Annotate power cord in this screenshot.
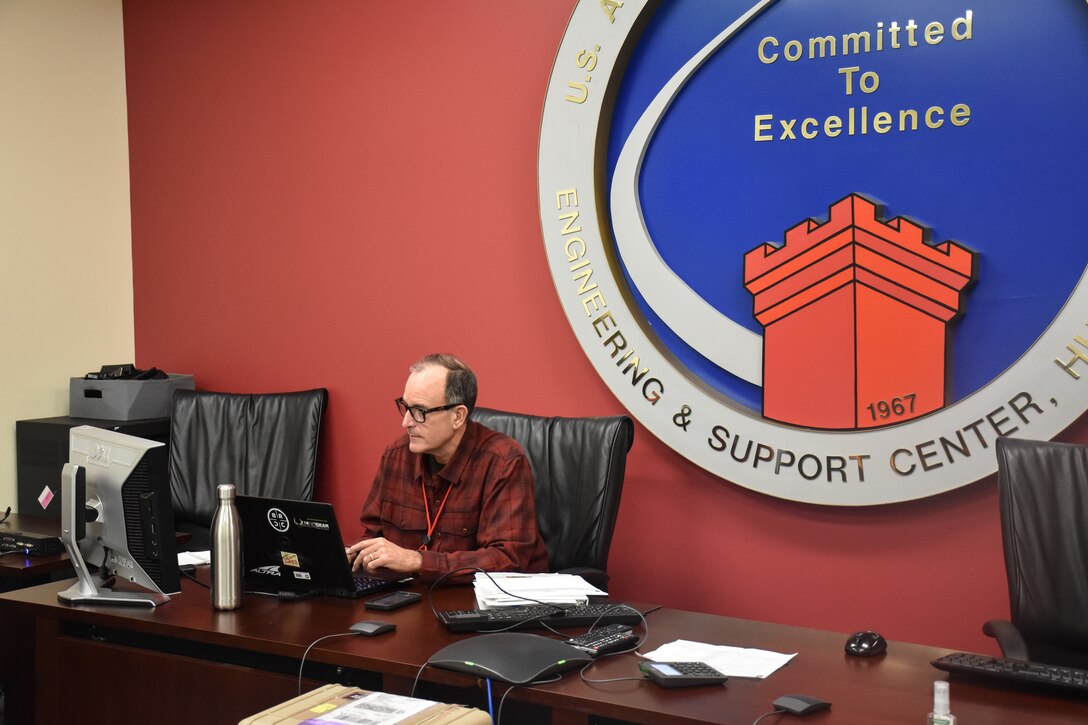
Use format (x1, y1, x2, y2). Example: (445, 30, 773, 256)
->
(409, 660, 429, 698)
(180, 568, 209, 588)
(297, 631, 361, 695)
(0, 505, 11, 523)
(495, 674, 561, 724)
(576, 604, 654, 685)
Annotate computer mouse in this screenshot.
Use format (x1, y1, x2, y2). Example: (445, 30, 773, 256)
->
(350, 620, 396, 636)
(844, 630, 887, 657)
(773, 694, 832, 715)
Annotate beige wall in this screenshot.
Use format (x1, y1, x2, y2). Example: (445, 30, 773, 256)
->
(0, 0, 133, 511)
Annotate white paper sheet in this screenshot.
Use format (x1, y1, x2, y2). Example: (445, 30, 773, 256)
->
(641, 639, 796, 679)
(473, 572, 607, 609)
(307, 691, 437, 725)
(177, 550, 210, 566)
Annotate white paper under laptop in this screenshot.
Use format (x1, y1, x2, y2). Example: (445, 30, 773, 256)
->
(473, 572, 607, 609)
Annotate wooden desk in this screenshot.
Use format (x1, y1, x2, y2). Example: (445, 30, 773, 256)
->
(0, 513, 191, 588)
(0, 514, 72, 586)
(3, 576, 1088, 725)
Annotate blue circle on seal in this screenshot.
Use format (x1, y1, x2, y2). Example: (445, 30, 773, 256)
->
(607, 0, 1088, 413)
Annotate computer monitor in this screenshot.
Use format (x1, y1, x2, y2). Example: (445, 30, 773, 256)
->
(58, 425, 180, 607)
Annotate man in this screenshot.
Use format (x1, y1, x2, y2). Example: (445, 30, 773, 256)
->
(347, 353, 549, 582)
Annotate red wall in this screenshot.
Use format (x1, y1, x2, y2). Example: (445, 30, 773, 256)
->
(123, 2, 1088, 654)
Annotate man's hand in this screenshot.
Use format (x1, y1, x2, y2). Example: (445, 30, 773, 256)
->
(346, 537, 423, 576)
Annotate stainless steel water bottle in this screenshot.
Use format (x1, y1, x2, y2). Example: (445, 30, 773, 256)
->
(211, 483, 242, 610)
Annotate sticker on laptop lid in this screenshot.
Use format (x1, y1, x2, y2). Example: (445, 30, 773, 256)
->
(294, 516, 331, 531)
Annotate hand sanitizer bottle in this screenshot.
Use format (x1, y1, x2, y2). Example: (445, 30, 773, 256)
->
(927, 680, 956, 724)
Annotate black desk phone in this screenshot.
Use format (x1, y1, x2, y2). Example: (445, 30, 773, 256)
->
(639, 661, 728, 688)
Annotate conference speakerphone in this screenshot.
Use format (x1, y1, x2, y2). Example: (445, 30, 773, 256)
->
(0, 532, 64, 556)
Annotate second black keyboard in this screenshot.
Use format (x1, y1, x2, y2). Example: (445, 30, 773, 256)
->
(438, 603, 642, 632)
(565, 623, 639, 656)
(932, 652, 1088, 692)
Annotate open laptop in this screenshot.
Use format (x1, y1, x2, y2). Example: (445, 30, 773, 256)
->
(235, 495, 408, 599)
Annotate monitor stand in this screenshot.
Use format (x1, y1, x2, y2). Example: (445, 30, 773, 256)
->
(57, 463, 169, 608)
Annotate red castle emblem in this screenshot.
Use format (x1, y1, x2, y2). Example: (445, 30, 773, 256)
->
(744, 194, 977, 430)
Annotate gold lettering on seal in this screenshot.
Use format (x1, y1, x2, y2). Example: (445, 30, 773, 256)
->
(553, 188, 664, 405)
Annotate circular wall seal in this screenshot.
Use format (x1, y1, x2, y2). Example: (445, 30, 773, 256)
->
(537, 0, 1088, 505)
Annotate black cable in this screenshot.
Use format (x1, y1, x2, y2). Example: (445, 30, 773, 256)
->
(496, 682, 520, 725)
(576, 605, 654, 685)
(579, 670, 649, 684)
(584, 602, 650, 634)
(245, 589, 316, 600)
(426, 566, 554, 632)
(180, 568, 209, 588)
(297, 632, 359, 696)
(409, 661, 430, 698)
(496, 674, 561, 725)
(0, 506, 11, 524)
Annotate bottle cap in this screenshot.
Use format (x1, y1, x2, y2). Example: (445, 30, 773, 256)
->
(933, 680, 950, 716)
(216, 483, 236, 500)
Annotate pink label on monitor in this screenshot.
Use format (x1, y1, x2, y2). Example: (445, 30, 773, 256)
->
(38, 487, 54, 509)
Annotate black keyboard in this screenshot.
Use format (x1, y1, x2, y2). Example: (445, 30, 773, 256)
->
(932, 652, 1088, 692)
(438, 603, 642, 632)
(565, 623, 639, 656)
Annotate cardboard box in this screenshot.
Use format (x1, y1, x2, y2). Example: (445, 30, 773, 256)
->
(238, 685, 491, 725)
(69, 373, 195, 420)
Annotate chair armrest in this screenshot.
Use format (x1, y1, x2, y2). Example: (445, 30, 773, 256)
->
(558, 567, 609, 593)
(983, 620, 1030, 660)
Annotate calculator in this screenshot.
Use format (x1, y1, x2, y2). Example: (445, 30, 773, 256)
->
(639, 661, 728, 688)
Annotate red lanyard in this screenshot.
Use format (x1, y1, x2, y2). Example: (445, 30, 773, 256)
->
(420, 477, 453, 551)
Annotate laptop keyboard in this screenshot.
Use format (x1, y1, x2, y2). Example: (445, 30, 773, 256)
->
(352, 574, 397, 595)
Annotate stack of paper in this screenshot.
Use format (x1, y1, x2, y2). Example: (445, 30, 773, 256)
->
(641, 639, 797, 679)
(178, 550, 211, 567)
(473, 572, 607, 609)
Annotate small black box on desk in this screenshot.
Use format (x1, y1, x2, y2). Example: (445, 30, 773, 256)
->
(15, 416, 170, 519)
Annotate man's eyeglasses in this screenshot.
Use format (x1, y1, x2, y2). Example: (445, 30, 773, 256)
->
(395, 398, 461, 423)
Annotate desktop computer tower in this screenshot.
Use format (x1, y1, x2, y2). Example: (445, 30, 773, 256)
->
(15, 416, 171, 519)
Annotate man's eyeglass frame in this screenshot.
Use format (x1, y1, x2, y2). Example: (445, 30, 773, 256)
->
(395, 398, 461, 423)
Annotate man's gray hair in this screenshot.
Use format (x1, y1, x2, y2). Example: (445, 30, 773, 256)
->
(410, 353, 477, 414)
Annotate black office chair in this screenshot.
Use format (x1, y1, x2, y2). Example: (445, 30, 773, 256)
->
(470, 407, 634, 591)
(983, 436, 1088, 668)
(169, 388, 328, 551)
